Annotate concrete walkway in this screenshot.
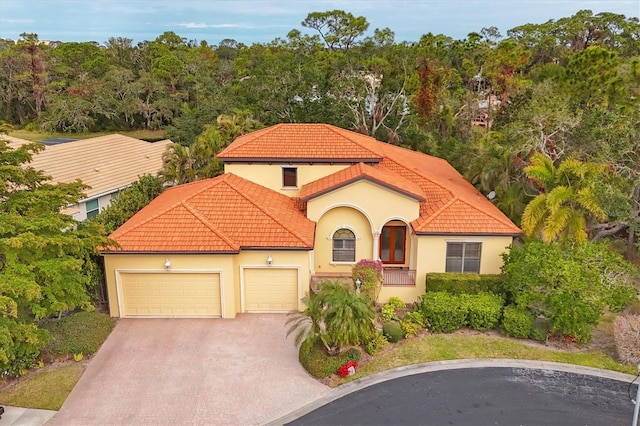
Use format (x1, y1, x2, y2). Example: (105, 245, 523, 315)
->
(0, 406, 56, 425)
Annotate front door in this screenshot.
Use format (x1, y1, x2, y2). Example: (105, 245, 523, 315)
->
(380, 226, 405, 264)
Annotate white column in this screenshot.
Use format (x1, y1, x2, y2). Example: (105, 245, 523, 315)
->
(372, 231, 381, 260)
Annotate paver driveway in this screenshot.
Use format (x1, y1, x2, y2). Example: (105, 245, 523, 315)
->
(47, 314, 328, 425)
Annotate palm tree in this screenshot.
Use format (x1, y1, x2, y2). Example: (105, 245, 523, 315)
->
(161, 143, 194, 184)
(522, 153, 607, 243)
(285, 281, 376, 356)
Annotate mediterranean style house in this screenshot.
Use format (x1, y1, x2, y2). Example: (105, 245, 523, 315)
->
(102, 124, 521, 318)
(4, 134, 170, 221)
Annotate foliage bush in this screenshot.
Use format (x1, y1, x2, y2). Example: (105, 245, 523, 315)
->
(613, 314, 640, 364)
(40, 311, 114, 360)
(364, 332, 389, 356)
(402, 311, 425, 328)
(298, 339, 362, 378)
(0, 320, 49, 377)
(399, 318, 422, 338)
(502, 305, 535, 339)
(352, 259, 383, 302)
(462, 292, 504, 331)
(382, 322, 404, 343)
(420, 292, 467, 333)
(380, 297, 406, 322)
(502, 241, 639, 343)
(426, 273, 505, 296)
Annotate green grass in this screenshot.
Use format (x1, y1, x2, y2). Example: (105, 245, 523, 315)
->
(343, 333, 637, 384)
(9, 129, 167, 143)
(0, 363, 86, 410)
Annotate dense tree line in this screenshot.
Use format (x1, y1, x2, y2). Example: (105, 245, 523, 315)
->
(1, 9, 639, 255)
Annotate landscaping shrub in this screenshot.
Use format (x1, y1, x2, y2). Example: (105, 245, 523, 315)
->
(462, 292, 504, 331)
(399, 318, 422, 338)
(364, 332, 389, 355)
(420, 292, 467, 333)
(0, 320, 49, 376)
(501, 305, 534, 339)
(351, 259, 384, 302)
(402, 311, 425, 327)
(40, 311, 114, 360)
(299, 339, 362, 378)
(613, 314, 640, 364)
(382, 322, 403, 343)
(426, 273, 505, 296)
(380, 304, 396, 322)
(386, 297, 406, 309)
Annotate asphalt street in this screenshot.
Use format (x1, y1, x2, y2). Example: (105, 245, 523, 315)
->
(287, 367, 635, 425)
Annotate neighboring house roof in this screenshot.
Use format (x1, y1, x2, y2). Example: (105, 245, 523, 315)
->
(25, 134, 171, 200)
(108, 173, 316, 253)
(217, 123, 383, 163)
(300, 162, 425, 202)
(1, 135, 35, 150)
(221, 123, 521, 236)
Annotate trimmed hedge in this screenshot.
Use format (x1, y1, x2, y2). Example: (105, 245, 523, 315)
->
(299, 340, 362, 378)
(420, 292, 467, 333)
(40, 311, 115, 360)
(463, 292, 504, 331)
(426, 273, 505, 295)
(382, 322, 404, 342)
(420, 291, 505, 333)
(502, 305, 535, 339)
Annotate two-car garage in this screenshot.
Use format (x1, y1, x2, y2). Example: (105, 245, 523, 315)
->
(115, 267, 300, 318)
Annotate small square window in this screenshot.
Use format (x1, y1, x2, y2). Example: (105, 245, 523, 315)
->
(86, 199, 99, 218)
(282, 167, 297, 188)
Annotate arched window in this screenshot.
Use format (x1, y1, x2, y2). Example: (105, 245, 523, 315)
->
(332, 228, 356, 262)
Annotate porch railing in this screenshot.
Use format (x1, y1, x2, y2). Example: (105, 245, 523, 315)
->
(383, 269, 416, 286)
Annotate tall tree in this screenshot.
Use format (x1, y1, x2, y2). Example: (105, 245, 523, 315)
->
(301, 10, 369, 52)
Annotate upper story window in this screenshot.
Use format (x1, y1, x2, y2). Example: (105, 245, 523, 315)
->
(445, 242, 481, 273)
(332, 228, 355, 262)
(86, 199, 99, 219)
(282, 167, 298, 188)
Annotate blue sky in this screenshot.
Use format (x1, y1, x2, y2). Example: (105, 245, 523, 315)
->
(1, 1, 638, 45)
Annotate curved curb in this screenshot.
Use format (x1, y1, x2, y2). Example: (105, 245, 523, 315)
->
(261, 359, 638, 425)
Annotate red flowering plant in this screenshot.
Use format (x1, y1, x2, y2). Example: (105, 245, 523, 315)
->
(351, 259, 384, 302)
(337, 360, 358, 377)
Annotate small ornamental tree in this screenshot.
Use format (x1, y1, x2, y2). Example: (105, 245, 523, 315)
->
(351, 259, 383, 302)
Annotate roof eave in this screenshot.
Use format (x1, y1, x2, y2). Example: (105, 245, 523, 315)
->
(101, 249, 241, 255)
(413, 231, 522, 237)
(219, 157, 382, 164)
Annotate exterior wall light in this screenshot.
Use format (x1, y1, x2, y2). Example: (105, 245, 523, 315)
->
(355, 279, 361, 294)
(267, 255, 273, 266)
(164, 258, 171, 271)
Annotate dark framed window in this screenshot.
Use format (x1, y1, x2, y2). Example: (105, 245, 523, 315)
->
(282, 167, 297, 188)
(332, 228, 355, 262)
(445, 242, 481, 273)
(86, 199, 99, 218)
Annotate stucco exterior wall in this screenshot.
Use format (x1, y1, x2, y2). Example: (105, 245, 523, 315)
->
(306, 180, 420, 230)
(224, 164, 350, 196)
(313, 206, 372, 274)
(378, 235, 513, 304)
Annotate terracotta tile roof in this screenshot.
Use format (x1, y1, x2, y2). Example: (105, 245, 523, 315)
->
(218, 123, 521, 236)
(24, 134, 171, 200)
(217, 123, 382, 162)
(108, 174, 315, 252)
(300, 162, 425, 202)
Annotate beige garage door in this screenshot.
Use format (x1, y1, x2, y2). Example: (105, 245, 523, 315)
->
(244, 268, 298, 312)
(120, 273, 221, 317)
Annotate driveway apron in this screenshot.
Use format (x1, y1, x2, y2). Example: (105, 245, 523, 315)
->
(47, 314, 328, 425)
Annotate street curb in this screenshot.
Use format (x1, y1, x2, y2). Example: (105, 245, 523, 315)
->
(261, 359, 638, 425)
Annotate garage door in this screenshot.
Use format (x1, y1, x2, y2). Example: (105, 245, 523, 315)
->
(119, 273, 221, 317)
(244, 268, 298, 312)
